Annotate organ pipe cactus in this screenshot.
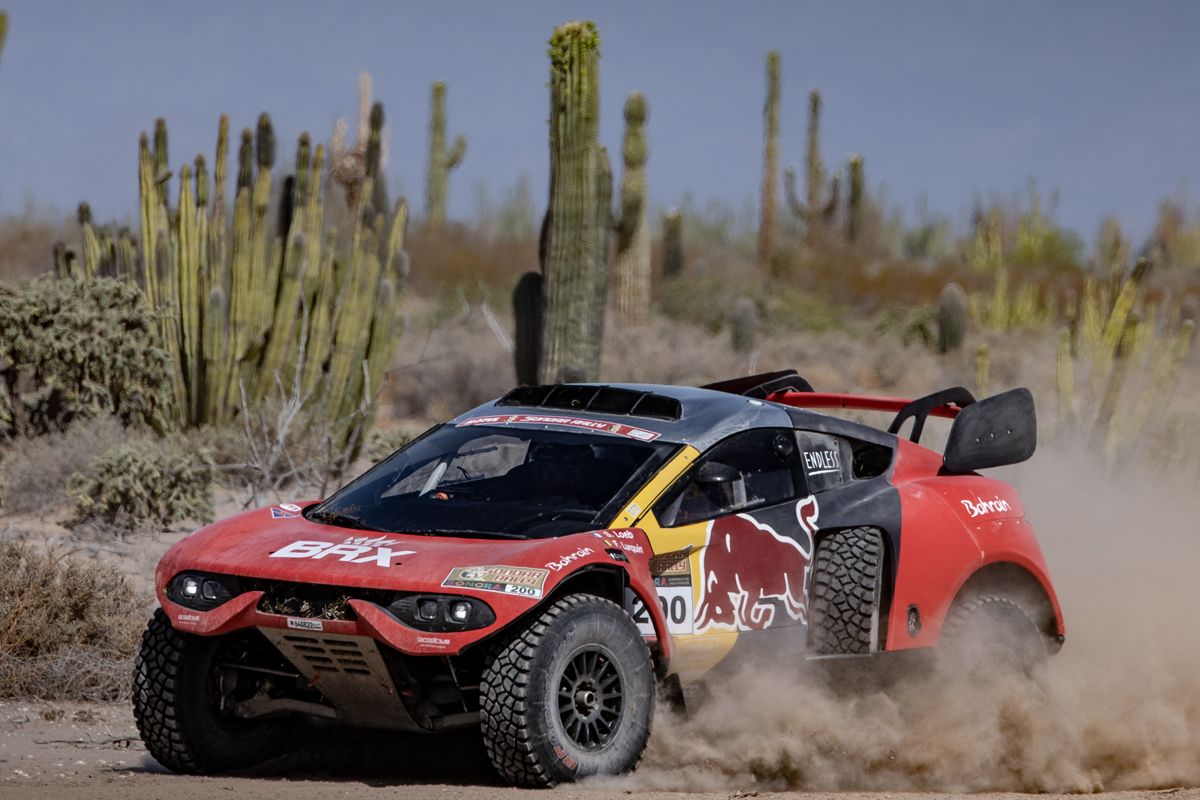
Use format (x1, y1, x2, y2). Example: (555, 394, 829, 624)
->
(0, 11, 7, 68)
(613, 92, 650, 324)
(540, 20, 604, 383)
(757, 51, 779, 269)
(69, 109, 409, 460)
(425, 81, 466, 231)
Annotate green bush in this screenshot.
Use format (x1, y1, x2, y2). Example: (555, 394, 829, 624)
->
(0, 277, 171, 438)
(66, 438, 214, 531)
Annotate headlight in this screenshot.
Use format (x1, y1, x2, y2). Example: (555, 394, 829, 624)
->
(168, 572, 237, 611)
(389, 594, 496, 633)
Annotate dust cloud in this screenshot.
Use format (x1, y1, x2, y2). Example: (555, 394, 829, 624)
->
(617, 447, 1200, 793)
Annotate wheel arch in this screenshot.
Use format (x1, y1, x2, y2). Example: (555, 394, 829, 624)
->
(949, 561, 1063, 650)
(541, 564, 673, 671)
(811, 524, 894, 649)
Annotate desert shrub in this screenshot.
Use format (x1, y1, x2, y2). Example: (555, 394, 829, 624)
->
(0, 277, 170, 438)
(0, 415, 126, 515)
(66, 438, 214, 532)
(0, 541, 145, 701)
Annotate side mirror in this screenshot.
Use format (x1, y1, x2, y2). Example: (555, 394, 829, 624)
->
(695, 461, 741, 484)
(944, 388, 1036, 472)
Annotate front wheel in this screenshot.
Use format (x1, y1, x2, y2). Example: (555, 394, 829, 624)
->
(132, 609, 289, 773)
(480, 594, 654, 787)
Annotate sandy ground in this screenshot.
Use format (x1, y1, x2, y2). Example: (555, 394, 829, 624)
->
(2, 701, 1198, 800)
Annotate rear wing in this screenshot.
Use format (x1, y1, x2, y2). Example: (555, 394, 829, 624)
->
(703, 371, 1036, 470)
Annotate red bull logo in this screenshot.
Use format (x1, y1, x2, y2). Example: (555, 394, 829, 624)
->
(695, 496, 818, 632)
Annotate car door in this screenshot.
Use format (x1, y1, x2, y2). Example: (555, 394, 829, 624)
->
(623, 428, 815, 680)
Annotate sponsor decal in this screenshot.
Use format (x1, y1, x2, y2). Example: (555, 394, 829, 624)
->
(271, 507, 300, 519)
(457, 413, 661, 442)
(649, 548, 693, 588)
(280, 502, 302, 513)
(802, 449, 841, 476)
(961, 496, 1013, 518)
(416, 635, 451, 649)
(546, 547, 594, 571)
(286, 617, 323, 632)
(591, 532, 644, 555)
(694, 496, 817, 633)
(626, 548, 696, 636)
(270, 536, 415, 567)
(552, 744, 579, 771)
(442, 565, 549, 599)
(176, 613, 200, 623)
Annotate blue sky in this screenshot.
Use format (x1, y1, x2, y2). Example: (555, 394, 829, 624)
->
(0, 1, 1197, 244)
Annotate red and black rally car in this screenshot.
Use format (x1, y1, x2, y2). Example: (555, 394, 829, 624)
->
(133, 370, 1063, 786)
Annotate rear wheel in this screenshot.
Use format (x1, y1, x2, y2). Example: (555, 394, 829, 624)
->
(480, 594, 654, 787)
(132, 609, 290, 773)
(940, 594, 1047, 676)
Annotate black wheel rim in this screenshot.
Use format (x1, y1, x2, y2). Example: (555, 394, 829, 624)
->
(556, 646, 623, 750)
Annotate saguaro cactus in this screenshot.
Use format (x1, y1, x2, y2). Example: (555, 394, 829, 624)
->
(512, 272, 544, 385)
(662, 209, 684, 277)
(757, 51, 780, 270)
(805, 89, 825, 245)
(730, 297, 758, 354)
(936, 282, 967, 353)
(847, 154, 864, 243)
(425, 81, 467, 231)
(0, 11, 8, 68)
(613, 92, 650, 324)
(540, 20, 603, 384)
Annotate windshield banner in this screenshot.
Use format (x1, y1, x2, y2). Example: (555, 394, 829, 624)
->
(457, 413, 661, 442)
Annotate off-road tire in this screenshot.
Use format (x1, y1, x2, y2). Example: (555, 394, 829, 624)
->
(479, 594, 654, 787)
(808, 527, 883, 655)
(132, 609, 288, 773)
(940, 594, 1047, 675)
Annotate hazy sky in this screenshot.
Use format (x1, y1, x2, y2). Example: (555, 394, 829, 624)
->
(1, 1, 1197, 244)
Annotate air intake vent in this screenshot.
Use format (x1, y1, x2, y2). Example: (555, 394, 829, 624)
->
(497, 384, 682, 421)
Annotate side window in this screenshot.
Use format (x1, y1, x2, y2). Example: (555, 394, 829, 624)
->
(655, 429, 803, 528)
(795, 431, 847, 493)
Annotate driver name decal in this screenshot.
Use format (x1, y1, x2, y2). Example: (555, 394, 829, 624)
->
(457, 414, 660, 441)
(270, 536, 415, 567)
(442, 566, 550, 599)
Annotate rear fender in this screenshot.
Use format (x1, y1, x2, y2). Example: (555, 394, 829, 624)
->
(887, 475, 1060, 650)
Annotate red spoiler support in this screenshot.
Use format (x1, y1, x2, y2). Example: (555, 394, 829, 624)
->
(766, 388, 974, 444)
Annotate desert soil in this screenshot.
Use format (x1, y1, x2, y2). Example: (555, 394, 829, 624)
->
(0, 700, 1194, 800)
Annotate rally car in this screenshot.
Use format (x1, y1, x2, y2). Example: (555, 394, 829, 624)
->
(133, 370, 1064, 786)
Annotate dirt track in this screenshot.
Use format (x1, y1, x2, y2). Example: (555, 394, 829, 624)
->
(0, 701, 1195, 800)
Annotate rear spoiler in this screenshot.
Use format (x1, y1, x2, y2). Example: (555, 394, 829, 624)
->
(704, 372, 1035, 470)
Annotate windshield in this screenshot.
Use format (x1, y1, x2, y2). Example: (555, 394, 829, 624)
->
(309, 424, 678, 538)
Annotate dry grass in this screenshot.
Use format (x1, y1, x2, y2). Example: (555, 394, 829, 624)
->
(0, 540, 145, 701)
(0, 415, 127, 516)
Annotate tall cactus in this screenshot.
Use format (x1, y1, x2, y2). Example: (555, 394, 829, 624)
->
(0, 11, 8, 69)
(424, 81, 467, 231)
(804, 89, 825, 245)
(613, 92, 650, 324)
(936, 282, 967, 353)
(757, 51, 780, 270)
(365, 102, 389, 218)
(662, 209, 684, 277)
(847, 154, 864, 243)
(540, 20, 603, 384)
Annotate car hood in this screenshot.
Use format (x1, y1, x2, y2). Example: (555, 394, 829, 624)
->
(156, 502, 608, 595)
